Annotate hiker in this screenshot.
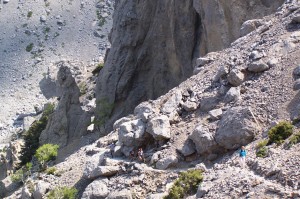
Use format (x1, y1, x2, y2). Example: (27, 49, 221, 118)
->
(137, 148, 145, 163)
(109, 142, 115, 158)
(239, 146, 247, 168)
(129, 150, 135, 161)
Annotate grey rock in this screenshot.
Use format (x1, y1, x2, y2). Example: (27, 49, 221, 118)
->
(293, 66, 300, 76)
(22, 186, 31, 199)
(161, 90, 182, 114)
(146, 193, 168, 199)
(97, 166, 120, 177)
(213, 65, 228, 82)
(196, 182, 213, 198)
(227, 70, 245, 86)
(156, 155, 178, 170)
(118, 119, 146, 147)
(134, 101, 155, 122)
(40, 15, 47, 22)
(293, 79, 300, 91)
(240, 19, 263, 36)
(208, 108, 223, 121)
(215, 107, 258, 150)
(200, 96, 219, 112)
(248, 60, 269, 72)
(33, 181, 51, 199)
(178, 139, 196, 156)
(195, 163, 207, 172)
(292, 15, 300, 23)
(3, 0, 9, 3)
(267, 58, 278, 68)
(113, 116, 134, 130)
(181, 100, 198, 111)
(189, 125, 218, 154)
(196, 57, 213, 67)
(83, 150, 107, 179)
(106, 189, 133, 199)
(224, 87, 240, 103)
(82, 179, 108, 199)
(249, 50, 264, 60)
(150, 151, 162, 165)
(146, 115, 171, 140)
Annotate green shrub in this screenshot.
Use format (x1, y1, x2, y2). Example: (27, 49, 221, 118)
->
(11, 169, 24, 183)
(47, 187, 78, 199)
(288, 132, 300, 148)
(79, 82, 87, 95)
(35, 144, 59, 169)
(27, 11, 33, 18)
(94, 98, 114, 127)
(92, 62, 104, 75)
(164, 170, 203, 199)
(20, 103, 55, 167)
(268, 121, 293, 145)
(256, 146, 268, 158)
(26, 43, 34, 52)
(256, 139, 268, 149)
(46, 167, 56, 175)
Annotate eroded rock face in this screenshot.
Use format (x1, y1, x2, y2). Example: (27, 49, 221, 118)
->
(95, 0, 284, 133)
(39, 65, 90, 146)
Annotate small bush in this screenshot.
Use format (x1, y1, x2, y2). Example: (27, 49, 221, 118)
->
(20, 103, 54, 167)
(94, 98, 114, 127)
(79, 82, 87, 95)
(256, 146, 268, 158)
(46, 167, 56, 175)
(26, 43, 34, 52)
(92, 62, 104, 75)
(35, 144, 59, 169)
(268, 121, 293, 145)
(256, 139, 268, 149)
(164, 170, 203, 199)
(47, 187, 78, 199)
(27, 11, 33, 18)
(11, 169, 24, 183)
(288, 132, 300, 148)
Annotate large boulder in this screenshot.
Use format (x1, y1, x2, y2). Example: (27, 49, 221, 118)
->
(189, 125, 218, 154)
(240, 19, 263, 36)
(118, 119, 147, 147)
(156, 155, 178, 170)
(106, 189, 133, 199)
(224, 87, 240, 103)
(33, 181, 51, 199)
(161, 90, 182, 114)
(215, 107, 258, 150)
(227, 69, 245, 87)
(146, 115, 171, 140)
(178, 139, 196, 157)
(82, 179, 109, 199)
(83, 150, 108, 179)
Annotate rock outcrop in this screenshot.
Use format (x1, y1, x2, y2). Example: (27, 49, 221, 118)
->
(95, 0, 284, 133)
(39, 63, 91, 146)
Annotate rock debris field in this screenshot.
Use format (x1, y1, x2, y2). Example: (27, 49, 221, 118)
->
(0, 0, 114, 146)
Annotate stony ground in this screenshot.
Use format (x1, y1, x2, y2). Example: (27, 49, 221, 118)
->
(0, 0, 114, 147)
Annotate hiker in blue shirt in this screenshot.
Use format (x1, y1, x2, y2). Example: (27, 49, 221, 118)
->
(239, 146, 247, 168)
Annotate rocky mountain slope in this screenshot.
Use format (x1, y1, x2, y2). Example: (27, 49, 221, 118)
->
(2, 0, 300, 198)
(0, 0, 114, 147)
(95, 0, 284, 133)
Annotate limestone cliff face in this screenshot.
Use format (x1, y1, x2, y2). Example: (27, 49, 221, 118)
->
(95, 0, 284, 133)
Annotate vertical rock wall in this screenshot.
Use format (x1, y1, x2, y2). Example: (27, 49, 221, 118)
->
(95, 0, 284, 133)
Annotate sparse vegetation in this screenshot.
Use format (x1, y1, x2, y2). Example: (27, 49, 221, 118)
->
(27, 11, 33, 18)
(92, 62, 104, 75)
(19, 103, 55, 167)
(94, 98, 114, 127)
(10, 169, 24, 183)
(46, 167, 57, 175)
(256, 139, 268, 149)
(79, 82, 87, 95)
(268, 121, 293, 145)
(164, 170, 203, 199)
(96, 10, 106, 27)
(256, 146, 268, 158)
(35, 144, 59, 170)
(26, 43, 34, 52)
(47, 186, 78, 199)
(287, 132, 300, 148)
